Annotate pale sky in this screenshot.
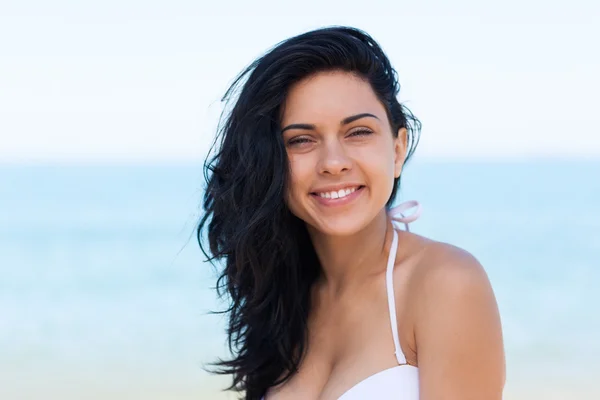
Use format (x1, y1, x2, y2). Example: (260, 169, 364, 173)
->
(1, 0, 598, 163)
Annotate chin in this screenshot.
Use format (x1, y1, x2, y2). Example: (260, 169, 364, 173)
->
(307, 215, 370, 237)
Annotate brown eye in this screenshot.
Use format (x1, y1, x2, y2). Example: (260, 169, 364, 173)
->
(287, 137, 313, 146)
(349, 129, 373, 137)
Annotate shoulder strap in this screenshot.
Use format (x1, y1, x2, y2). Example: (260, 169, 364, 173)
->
(388, 200, 421, 232)
(385, 200, 421, 365)
(386, 228, 406, 365)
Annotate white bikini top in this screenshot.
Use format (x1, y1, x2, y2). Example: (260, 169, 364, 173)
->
(264, 200, 422, 400)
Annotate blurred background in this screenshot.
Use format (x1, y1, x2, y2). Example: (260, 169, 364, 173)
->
(1, 1, 599, 399)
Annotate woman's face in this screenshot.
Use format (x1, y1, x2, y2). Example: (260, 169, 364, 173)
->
(281, 71, 406, 236)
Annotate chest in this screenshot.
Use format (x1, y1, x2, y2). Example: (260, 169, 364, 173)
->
(265, 293, 411, 400)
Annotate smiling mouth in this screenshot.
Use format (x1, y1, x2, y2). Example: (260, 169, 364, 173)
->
(311, 185, 365, 200)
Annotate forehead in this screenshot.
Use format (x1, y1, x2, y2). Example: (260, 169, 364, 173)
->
(281, 71, 385, 124)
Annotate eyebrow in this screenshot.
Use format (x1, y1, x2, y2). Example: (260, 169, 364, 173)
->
(281, 113, 379, 133)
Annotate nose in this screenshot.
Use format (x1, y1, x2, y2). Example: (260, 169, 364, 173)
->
(317, 139, 352, 175)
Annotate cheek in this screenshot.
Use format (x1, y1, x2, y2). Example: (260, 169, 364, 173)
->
(358, 147, 397, 199)
(284, 157, 310, 209)
(360, 146, 396, 178)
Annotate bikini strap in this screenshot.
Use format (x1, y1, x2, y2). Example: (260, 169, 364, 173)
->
(388, 200, 421, 232)
(386, 200, 421, 365)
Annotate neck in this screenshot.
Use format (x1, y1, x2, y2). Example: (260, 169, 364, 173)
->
(307, 209, 395, 295)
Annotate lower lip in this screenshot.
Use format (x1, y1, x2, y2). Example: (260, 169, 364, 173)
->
(311, 186, 364, 207)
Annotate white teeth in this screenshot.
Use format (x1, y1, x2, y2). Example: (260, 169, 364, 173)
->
(317, 187, 358, 199)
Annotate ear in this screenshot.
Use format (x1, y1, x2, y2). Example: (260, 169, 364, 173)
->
(394, 128, 408, 178)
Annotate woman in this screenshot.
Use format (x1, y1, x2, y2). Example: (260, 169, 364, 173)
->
(198, 26, 505, 400)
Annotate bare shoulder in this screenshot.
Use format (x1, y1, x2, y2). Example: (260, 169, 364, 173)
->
(396, 232, 489, 293)
(402, 235, 506, 399)
(405, 236, 500, 331)
(409, 238, 491, 294)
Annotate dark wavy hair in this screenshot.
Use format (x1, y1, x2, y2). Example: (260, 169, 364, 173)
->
(197, 26, 421, 399)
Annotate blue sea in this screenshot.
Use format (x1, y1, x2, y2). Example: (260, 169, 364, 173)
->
(1, 161, 598, 400)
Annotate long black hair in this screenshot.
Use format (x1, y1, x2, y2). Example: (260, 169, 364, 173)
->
(197, 26, 421, 399)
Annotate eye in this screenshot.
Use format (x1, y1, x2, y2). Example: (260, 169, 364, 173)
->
(348, 128, 373, 137)
(287, 136, 313, 146)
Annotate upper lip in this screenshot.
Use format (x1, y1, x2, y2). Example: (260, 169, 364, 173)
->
(310, 183, 364, 194)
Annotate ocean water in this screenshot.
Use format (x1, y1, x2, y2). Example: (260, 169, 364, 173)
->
(1, 161, 598, 400)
